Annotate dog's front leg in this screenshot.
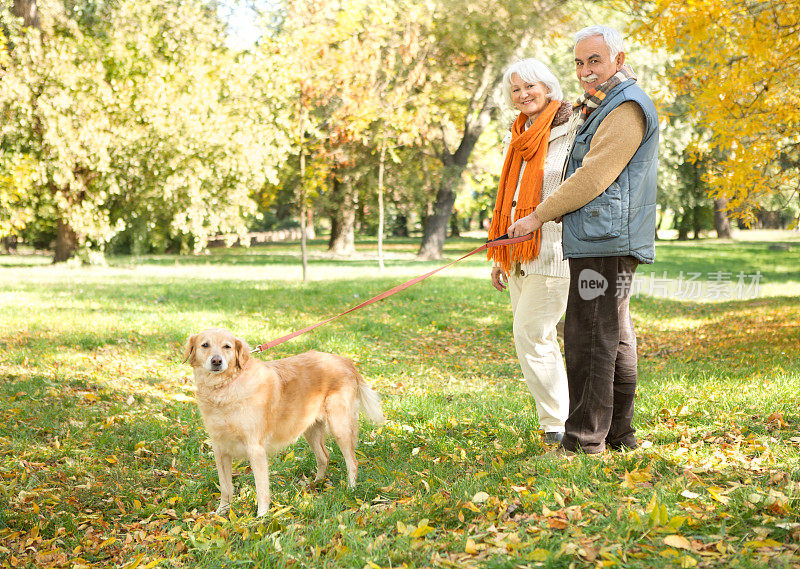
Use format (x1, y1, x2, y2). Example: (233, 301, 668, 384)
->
(213, 444, 233, 516)
(247, 445, 270, 517)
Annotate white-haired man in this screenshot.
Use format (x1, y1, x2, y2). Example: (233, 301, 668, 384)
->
(508, 25, 659, 456)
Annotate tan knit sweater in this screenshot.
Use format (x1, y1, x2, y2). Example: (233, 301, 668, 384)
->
(534, 102, 647, 224)
(498, 115, 578, 279)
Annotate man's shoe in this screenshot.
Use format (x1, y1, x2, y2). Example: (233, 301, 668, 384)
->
(539, 445, 606, 461)
(539, 445, 576, 460)
(543, 431, 564, 445)
(608, 439, 651, 452)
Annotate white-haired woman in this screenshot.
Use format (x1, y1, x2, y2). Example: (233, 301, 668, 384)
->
(487, 58, 576, 445)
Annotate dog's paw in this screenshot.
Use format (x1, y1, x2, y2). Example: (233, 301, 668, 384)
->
(256, 507, 270, 517)
(215, 502, 231, 517)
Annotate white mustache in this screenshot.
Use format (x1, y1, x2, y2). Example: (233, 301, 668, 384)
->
(583, 74, 599, 83)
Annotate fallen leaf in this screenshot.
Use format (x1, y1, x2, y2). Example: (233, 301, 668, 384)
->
(664, 535, 692, 550)
(471, 492, 490, 504)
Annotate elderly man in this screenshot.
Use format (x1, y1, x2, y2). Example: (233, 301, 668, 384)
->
(508, 25, 659, 456)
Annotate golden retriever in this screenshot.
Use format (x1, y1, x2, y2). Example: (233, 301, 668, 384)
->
(184, 328, 385, 517)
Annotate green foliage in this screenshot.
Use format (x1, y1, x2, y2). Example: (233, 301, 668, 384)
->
(0, 0, 291, 259)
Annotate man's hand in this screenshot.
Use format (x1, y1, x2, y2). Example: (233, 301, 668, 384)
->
(507, 211, 543, 238)
(490, 267, 508, 292)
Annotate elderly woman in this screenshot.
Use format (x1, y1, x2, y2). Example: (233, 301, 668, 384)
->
(487, 58, 576, 445)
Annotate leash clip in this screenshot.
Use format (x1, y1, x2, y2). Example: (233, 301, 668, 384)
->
(486, 233, 509, 244)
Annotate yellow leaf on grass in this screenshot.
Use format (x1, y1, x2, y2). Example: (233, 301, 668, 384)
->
(410, 519, 433, 538)
(124, 553, 145, 569)
(106, 455, 118, 465)
(663, 535, 691, 550)
(707, 487, 730, 505)
(471, 491, 490, 504)
(744, 539, 781, 548)
(465, 538, 478, 554)
(528, 548, 549, 561)
(668, 516, 688, 530)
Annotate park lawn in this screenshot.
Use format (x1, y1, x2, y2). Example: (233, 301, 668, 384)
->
(0, 235, 799, 568)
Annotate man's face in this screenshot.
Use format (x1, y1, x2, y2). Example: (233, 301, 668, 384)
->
(574, 35, 624, 92)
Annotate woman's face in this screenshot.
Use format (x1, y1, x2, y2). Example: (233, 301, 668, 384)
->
(509, 74, 550, 119)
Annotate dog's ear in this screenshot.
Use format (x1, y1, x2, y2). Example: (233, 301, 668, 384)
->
(183, 334, 198, 366)
(234, 337, 250, 370)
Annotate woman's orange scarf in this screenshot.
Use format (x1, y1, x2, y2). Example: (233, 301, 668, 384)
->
(487, 99, 561, 272)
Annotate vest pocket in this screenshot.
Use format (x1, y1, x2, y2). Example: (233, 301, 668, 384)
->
(571, 133, 592, 162)
(577, 182, 622, 241)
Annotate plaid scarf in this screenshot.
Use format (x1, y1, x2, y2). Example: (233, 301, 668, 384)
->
(573, 65, 637, 128)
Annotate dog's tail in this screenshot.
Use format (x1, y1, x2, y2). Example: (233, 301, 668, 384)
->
(358, 383, 386, 425)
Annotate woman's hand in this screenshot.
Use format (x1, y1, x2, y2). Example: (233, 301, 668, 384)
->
(507, 211, 543, 238)
(491, 267, 508, 292)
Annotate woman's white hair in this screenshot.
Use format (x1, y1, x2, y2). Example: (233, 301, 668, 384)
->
(573, 25, 625, 60)
(500, 58, 563, 111)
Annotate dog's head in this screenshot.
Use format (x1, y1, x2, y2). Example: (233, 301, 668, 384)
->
(183, 328, 250, 375)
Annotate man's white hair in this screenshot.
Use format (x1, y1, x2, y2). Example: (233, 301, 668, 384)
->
(500, 58, 563, 111)
(574, 25, 625, 60)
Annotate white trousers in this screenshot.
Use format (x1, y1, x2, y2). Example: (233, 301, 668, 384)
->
(508, 271, 570, 432)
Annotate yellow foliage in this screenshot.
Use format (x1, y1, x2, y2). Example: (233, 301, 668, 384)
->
(631, 0, 800, 219)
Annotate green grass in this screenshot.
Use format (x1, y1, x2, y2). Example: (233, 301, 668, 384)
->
(0, 233, 799, 568)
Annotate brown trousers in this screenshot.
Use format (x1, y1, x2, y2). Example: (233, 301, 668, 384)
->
(561, 256, 639, 454)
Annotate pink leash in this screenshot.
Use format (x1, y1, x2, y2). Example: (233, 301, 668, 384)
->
(251, 233, 533, 353)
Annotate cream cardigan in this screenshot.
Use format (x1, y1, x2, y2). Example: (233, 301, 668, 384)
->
(496, 113, 578, 279)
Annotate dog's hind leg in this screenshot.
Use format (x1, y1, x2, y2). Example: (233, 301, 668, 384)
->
(327, 400, 359, 488)
(246, 445, 271, 517)
(303, 421, 329, 483)
(212, 444, 233, 516)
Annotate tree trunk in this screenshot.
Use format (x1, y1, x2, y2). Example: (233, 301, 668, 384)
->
(416, 64, 499, 260)
(304, 209, 315, 238)
(449, 210, 461, 237)
(692, 204, 702, 239)
(54, 220, 78, 263)
(13, 0, 40, 28)
(377, 139, 386, 271)
(327, 175, 357, 255)
(392, 212, 409, 237)
(299, 106, 309, 281)
(417, 163, 461, 259)
(2, 236, 19, 253)
(677, 209, 690, 241)
(713, 197, 732, 238)
(655, 207, 664, 241)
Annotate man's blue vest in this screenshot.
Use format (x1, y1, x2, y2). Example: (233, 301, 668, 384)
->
(562, 79, 659, 263)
